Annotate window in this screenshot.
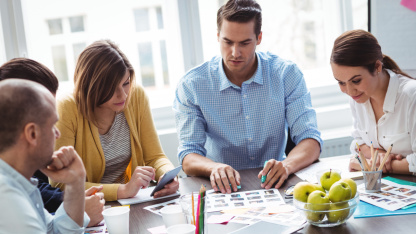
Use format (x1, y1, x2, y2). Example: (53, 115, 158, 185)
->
(19, 0, 183, 105)
(198, 0, 368, 88)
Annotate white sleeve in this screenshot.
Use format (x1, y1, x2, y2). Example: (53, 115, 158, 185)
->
(47, 203, 90, 234)
(405, 90, 416, 174)
(349, 99, 364, 154)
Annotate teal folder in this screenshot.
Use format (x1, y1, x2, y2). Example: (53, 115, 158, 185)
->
(354, 176, 416, 218)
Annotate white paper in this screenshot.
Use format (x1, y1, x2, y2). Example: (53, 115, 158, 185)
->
(358, 179, 416, 211)
(228, 206, 305, 227)
(295, 157, 363, 184)
(143, 198, 180, 216)
(205, 189, 285, 212)
(117, 186, 180, 205)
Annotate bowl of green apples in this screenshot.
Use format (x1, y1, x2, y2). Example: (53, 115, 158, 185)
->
(293, 170, 359, 227)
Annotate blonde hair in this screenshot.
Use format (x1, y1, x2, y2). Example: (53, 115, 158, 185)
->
(74, 40, 135, 124)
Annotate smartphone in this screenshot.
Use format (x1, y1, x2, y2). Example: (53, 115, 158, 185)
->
(150, 166, 182, 197)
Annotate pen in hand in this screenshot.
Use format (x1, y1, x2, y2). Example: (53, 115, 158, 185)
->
(261, 160, 268, 183)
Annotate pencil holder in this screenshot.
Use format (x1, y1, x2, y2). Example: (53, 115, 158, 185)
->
(363, 170, 382, 192)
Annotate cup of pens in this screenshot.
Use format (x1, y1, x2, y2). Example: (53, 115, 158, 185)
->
(178, 185, 207, 234)
(179, 193, 199, 225)
(363, 170, 382, 192)
(356, 143, 393, 193)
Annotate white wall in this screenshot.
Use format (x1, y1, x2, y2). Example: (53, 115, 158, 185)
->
(371, 0, 416, 70)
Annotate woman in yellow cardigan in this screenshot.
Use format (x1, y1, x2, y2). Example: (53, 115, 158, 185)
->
(51, 40, 179, 201)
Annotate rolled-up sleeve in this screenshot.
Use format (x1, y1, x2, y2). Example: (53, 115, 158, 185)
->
(173, 78, 208, 164)
(284, 64, 323, 149)
(46, 204, 90, 234)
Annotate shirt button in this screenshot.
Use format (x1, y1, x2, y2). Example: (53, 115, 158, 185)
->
(36, 203, 40, 208)
(248, 138, 252, 141)
(246, 116, 249, 119)
(243, 95, 247, 98)
(250, 157, 255, 160)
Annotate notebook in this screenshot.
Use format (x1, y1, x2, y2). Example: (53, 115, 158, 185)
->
(118, 186, 180, 205)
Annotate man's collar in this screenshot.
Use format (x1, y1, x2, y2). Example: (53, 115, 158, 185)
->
(219, 52, 263, 91)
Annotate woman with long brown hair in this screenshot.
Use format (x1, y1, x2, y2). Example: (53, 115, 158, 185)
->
(331, 29, 416, 175)
(51, 40, 179, 201)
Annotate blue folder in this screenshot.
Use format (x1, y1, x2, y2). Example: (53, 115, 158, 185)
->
(354, 176, 416, 218)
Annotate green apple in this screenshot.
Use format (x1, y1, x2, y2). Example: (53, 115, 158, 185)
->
(327, 202, 350, 223)
(313, 184, 325, 193)
(320, 169, 341, 191)
(293, 182, 319, 202)
(340, 178, 357, 198)
(328, 181, 352, 202)
(305, 190, 330, 222)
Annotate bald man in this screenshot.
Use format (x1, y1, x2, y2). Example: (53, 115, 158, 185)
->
(0, 79, 89, 233)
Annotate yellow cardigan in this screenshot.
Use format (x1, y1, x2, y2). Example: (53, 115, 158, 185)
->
(51, 85, 174, 201)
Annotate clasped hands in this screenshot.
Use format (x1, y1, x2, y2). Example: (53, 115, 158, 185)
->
(210, 159, 289, 194)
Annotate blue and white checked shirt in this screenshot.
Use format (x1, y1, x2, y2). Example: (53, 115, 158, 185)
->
(173, 52, 322, 170)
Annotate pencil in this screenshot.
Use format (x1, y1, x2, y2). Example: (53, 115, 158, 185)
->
(358, 148, 370, 171)
(355, 155, 364, 171)
(192, 192, 195, 225)
(378, 144, 393, 171)
(370, 142, 375, 170)
(371, 148, 379, 171)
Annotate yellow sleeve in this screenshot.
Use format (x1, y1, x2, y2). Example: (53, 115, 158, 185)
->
(50, 96, 78, 189)
(137, 87, 174, 180)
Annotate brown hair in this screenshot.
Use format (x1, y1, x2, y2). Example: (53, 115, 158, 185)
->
(217, 0, 262, 39)
(73, 40, 135, 123)
(331, 29, 412, 78)
(0, 58, 59, 94)
(0, 80, 51, 153)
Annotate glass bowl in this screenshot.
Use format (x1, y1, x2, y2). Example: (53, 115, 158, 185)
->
(293, 194, 359, 227)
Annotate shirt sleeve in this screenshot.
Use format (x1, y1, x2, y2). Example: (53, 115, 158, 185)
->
(46, 203, 90, 234)
(283, 63, 323, 150)
(173, 78, 208, 164)
(406, 90, 416, 173)
(349, 99, 364, 154)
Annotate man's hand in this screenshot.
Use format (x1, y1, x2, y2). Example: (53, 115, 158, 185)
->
(85, 186, 105, 227)
(41, 146, 86, 185)
(209, 163, 240, 194)
(40, 146, 86, 226)
(118, 166, 155, 199)
(153, 176, 180, 198)
(257, 159, 289, 189)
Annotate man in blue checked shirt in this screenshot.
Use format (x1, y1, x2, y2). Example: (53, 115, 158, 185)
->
(173, 0, 323, 194)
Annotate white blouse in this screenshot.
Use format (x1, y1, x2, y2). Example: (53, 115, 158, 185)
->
(349, 70, 416, 173)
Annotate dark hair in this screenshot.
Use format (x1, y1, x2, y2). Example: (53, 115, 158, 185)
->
(73, 40, 135, 124)
(331, 29, 412, 78)
(0, 58, 59, 94)
(217, 0, 262, 38)
(0, 80, 51, 153)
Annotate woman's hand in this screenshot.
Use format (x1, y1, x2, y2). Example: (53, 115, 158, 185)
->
(118, 166, 155, 199)
(153, 175, 180, 198)
(374, 153, 403, 173)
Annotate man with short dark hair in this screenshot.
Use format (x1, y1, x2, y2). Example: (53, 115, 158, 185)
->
(0, 79, 89, 233)
(174, 0, 322, 193)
